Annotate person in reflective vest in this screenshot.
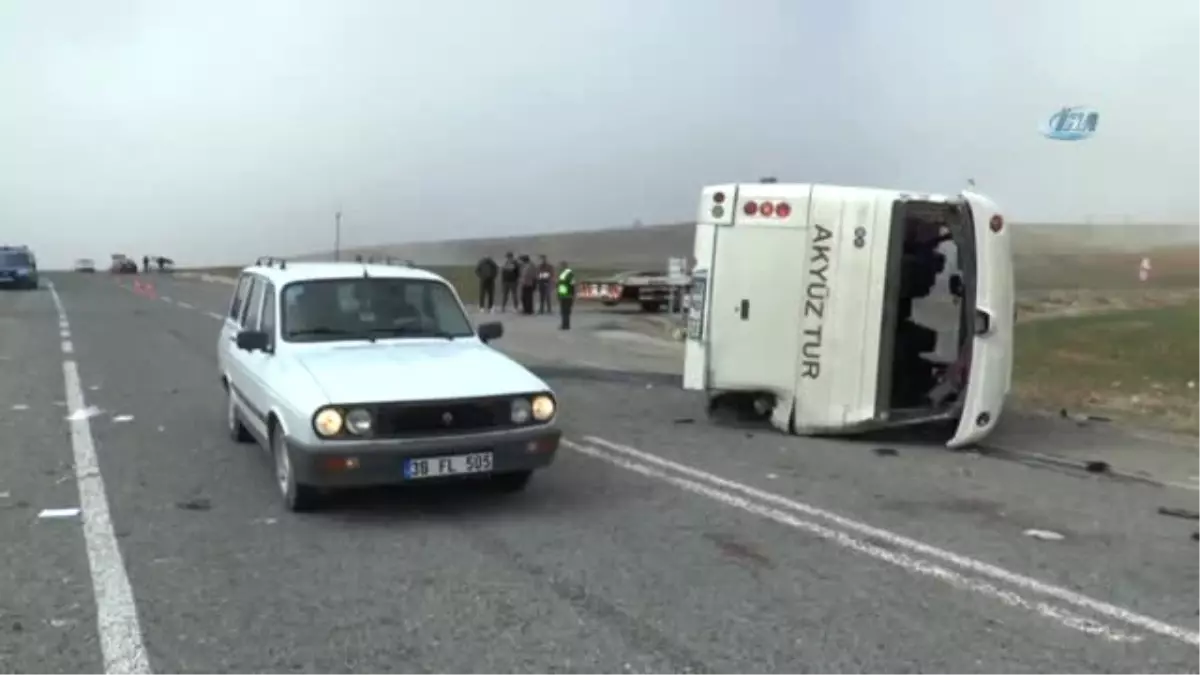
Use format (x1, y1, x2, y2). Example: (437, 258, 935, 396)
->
(556, 262, 576, 330)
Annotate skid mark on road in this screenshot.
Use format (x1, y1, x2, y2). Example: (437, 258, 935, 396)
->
(48, 282, 152, 674)
(565, 436, 1200, 647)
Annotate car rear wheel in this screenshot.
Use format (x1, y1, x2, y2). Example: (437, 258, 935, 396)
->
(225, 385, 254, 443)
(272, 428, 319, 512)
(490, 470, 533, 493)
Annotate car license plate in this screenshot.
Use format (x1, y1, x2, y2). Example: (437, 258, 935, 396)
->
(404, 452, 494, 480)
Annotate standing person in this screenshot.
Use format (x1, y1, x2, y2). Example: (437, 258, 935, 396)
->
(142, 255, 150, 273)
(536, 255, 554, 314)
(519, 255, 537, 315)
(499, 252, 520, 312)
(475, 255, 498, 312)
(556, 260, 576, 330)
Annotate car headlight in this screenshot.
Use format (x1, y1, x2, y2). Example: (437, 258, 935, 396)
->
(345, 408, 373, 435)
(313, 407, 344, 437)
(510, 398, 532, 424)
(531, 394, 555, 422)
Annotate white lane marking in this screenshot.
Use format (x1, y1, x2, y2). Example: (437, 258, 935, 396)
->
(159, 296, 172, 303)
(579, 435, 1200, 647)
(564, 439, 1140, 643)
(47, 282, 152, 674)
(205, 311, 223, 321)
(60, 329, 71, 339)
(176, 301, 193, 309)
(62, 340, 74, 354)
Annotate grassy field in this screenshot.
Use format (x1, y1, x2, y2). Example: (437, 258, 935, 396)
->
(1013, 303, 1199, 434)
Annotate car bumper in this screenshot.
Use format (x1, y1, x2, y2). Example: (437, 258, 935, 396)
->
(0, 276, 36, 289)
(286, 425, 562, 488)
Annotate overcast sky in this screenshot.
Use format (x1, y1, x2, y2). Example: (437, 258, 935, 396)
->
(2, 0, 1197, 267)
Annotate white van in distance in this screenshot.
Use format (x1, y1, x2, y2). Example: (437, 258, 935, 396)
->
(683, 182, 1015, 449)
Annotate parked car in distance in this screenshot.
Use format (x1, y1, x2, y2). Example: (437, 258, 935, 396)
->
(74, 258, 97, 273)
(0, 245, 39, 290)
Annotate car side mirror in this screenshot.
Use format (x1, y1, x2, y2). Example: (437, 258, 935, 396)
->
(236, 330, 271, 352)
(477, 322, 503, 343)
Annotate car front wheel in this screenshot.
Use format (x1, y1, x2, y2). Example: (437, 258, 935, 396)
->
(272, 428, 319, 512)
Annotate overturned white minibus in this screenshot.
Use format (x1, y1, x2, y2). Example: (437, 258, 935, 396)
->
(683, 183, 1015, 449)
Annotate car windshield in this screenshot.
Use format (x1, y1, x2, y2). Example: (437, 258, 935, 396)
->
(280, 277, 475, 343)
(0, 252, 32, 267)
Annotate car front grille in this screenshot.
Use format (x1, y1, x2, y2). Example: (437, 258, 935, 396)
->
(374, 397, 514, 438)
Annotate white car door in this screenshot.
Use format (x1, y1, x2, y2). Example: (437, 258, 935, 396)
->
(219, 274, 253, 380)
(947, 191, 1015, 449)
(231, 278, 272, 436)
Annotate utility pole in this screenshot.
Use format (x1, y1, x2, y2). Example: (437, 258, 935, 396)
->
(333, 210, 342, 261)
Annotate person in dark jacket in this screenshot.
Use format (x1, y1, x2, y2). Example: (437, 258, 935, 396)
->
(536, 255, 554, 314)
(518, 255, 537, 315)
(475, 255, 498, 312)
(500, 252, 520, 312)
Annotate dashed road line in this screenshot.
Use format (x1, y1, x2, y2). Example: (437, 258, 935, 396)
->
(205, 311, 224, 321)
(176, 301, 194, 309)
(46, 282, 152, 674)
(570, 436, 1200, 647)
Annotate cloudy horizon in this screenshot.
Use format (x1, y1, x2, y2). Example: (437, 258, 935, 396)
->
(2, 0, 1197, 267)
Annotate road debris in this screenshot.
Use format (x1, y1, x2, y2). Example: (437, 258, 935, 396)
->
(873, 447, 899, 457)
(673, 417, 695, 424)
(66, 405, 102, 421)
(1084, 461, 1110, 474)
(1157, 506, 1200, 521)
(1023, 528, 1065, 541)
(176, 498, 212, 511)
(1059, 408, 1112, 425)
(37, 507, 81, 519)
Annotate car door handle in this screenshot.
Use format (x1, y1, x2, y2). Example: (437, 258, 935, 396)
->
(738, 299, 750, 320)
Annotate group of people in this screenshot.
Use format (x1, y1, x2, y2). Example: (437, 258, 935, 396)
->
(474, 252, 576, 330)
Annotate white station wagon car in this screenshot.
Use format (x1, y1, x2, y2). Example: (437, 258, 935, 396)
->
(217, 257, 561, 511)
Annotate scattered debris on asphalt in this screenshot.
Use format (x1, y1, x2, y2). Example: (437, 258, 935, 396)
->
(1023, 528, 1065, 541)
(176, 498, 212, 511)
(1084, 460, 1110, 474)
(1058, 408, 1112, 425)
(37, 507, 81, 519)
(873, 447, 899, 457)
(66, 405, 102, 421)
(1157, 506, 1200, 521)
(673, 417, 695, 424)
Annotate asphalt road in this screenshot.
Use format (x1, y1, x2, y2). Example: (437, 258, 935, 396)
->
(1, 272, 1197, 674)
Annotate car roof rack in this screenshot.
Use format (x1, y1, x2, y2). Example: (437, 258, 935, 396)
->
(359, 255, 413, 267)
(254, 256, 287, 270)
